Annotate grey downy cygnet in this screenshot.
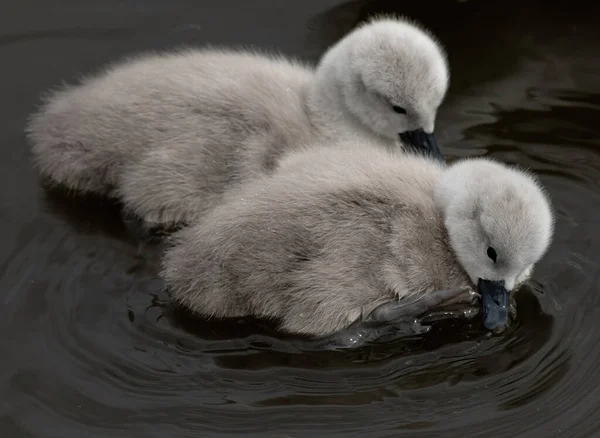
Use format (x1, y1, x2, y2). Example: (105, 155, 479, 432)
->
(161, 141, 554, 341)
(26, 16, 449, 225)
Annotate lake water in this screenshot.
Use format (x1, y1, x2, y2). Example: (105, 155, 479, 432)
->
(2, 0, 600, 436)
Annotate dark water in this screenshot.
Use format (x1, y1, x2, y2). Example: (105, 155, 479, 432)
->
(2, 0, 600, 436)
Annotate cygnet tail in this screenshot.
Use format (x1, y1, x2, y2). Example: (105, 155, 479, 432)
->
(26, 87, 128, 196)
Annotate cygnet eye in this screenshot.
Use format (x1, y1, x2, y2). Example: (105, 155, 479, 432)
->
(392, 105, 407, 115)
(487, 246, 497, 263)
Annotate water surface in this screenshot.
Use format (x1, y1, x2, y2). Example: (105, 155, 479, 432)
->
(1, 0, 600, 437)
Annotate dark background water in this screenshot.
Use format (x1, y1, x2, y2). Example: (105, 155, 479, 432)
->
(2, 0, 600, 437)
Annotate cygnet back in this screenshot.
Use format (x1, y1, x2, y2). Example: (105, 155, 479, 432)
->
(162, 142, 471, 336)
(27, 50, 316, 196)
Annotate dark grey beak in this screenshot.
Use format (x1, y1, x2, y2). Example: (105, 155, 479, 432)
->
(398, 128, 443, 161)
(478, 279, 510, 332)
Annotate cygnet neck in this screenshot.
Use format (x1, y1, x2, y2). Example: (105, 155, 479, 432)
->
(305, 43, 390, 146)
(432, 165, 469, 221)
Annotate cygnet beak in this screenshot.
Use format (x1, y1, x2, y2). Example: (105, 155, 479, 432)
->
(478, 279, 510, 332)
(398, 128, 444, 161)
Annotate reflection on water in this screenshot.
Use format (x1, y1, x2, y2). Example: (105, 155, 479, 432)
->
(1, 0, 600, 437)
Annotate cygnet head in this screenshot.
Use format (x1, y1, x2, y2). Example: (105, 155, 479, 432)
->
(314, 16, 449, 157)
(435, 158, 554, 331)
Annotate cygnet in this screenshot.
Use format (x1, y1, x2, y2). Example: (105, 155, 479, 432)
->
(26, 16, 449, 224)
(161, 141, 554, 337)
